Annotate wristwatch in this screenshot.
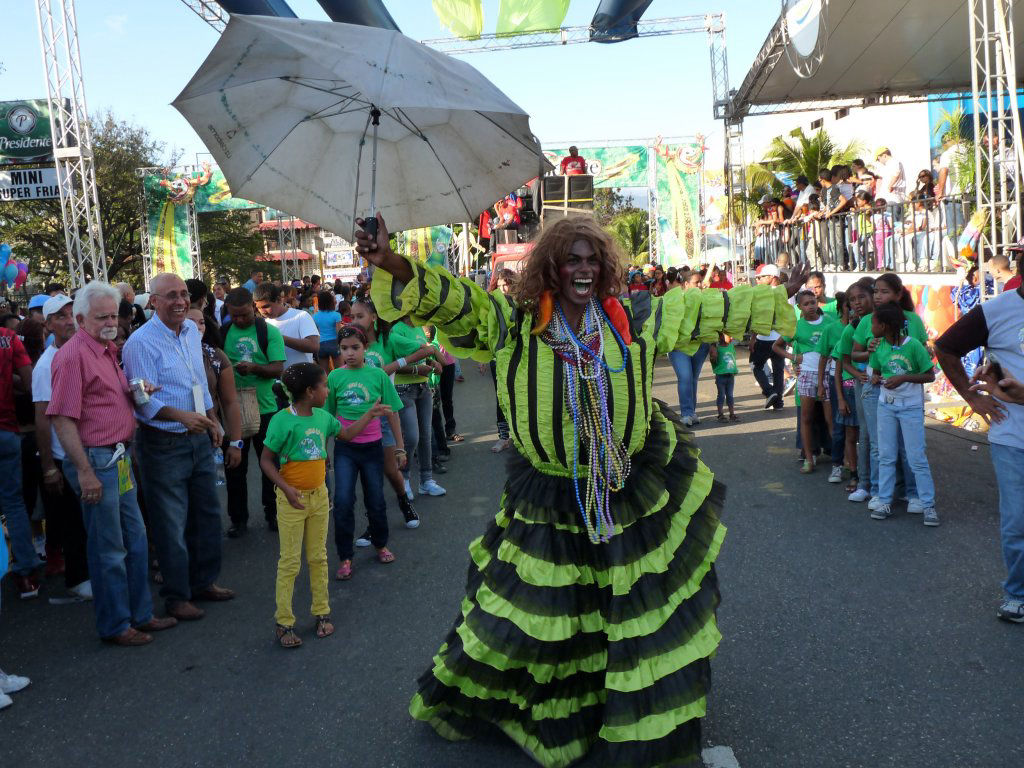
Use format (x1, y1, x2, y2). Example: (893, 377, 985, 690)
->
(228, 440, 244, 450)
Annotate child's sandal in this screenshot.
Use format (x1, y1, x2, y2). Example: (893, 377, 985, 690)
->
(276, 624, 302, 649)
(376, 547, 395, 564)
(335, 560, 352, 580)
(729, 414, 739, 422)
(716, 414, 728, 422)
(315, 615, 334, 639)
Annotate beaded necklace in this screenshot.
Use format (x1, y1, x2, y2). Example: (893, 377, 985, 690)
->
(543, 299, 631, 543)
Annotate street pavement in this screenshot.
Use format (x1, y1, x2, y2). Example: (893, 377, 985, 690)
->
(2, 356, 1021, 768)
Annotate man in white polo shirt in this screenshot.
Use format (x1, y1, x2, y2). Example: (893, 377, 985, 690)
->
(253, 282, 319, 367)
(935, 249, 1024, 623)
(750, 264, 786, 409)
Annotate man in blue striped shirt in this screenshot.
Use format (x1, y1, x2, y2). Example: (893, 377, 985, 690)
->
(123, 273, 236, 622)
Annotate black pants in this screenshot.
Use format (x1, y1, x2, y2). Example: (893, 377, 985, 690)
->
(432, 386, 448, 456)
(489, 361, 509, 440)
(40, 458, 90, 588)
(20, 431, 41, 520)
(439, 363, 456, 438)
(226, 411, 276, 526)
(749, 338, 785, 400)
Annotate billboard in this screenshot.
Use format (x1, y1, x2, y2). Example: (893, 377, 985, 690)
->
(543, 145, 648, 188)
(0, 100, 56, 166)
(654, 140, 703, 268)
(0, 168, 59, 201)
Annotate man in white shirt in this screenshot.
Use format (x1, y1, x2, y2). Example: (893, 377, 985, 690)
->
(750, 265, 786, 410)
(253, 282, 319, 366)
(874, 147, 906, 204)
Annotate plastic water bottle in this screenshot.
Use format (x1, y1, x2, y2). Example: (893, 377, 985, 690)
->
(213, 447, 227, 486)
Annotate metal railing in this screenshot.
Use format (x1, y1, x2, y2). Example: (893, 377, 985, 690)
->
(748, 194, 977, 273)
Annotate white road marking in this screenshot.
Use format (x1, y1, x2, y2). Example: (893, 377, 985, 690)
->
(702, 745, 741, 768)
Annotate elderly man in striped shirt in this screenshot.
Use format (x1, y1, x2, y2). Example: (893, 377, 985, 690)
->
(123, 273, 236, 623)
(49, 282, 177, 646)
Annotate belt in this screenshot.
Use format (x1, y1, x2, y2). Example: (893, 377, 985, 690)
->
(86, 441, 133, 451)
(139, 422, 189, 437)
(881, 393, 922, 406)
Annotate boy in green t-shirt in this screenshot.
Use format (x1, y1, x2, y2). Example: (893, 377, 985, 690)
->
(709, 333, 739, 422)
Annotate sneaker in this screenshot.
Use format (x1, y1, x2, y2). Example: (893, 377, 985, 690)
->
(355, 529, 372, 548)
(0, 691, 11, 710)
(68, 580, 93, 601)
(15, 575, 39, 600)
(419, 480, 446, 496)
(32, 536, 47, 563)
(0, 671, 31, 695)
(783, 378, 797, 396)
(848, 488, 871, 502)
(800, 459, 814, 474)
(996, 598, 1024, 623)
(870, 503, 893, 520)
(403, 479, 414, 501)
(682, 416, 694, 427)
(828, 466, 843, 484)
(867, 496, 884, 512)
(764, 393, 780, 410)
(906, 498, 925, 514)
(431, 460, 448, 475)
(399, 498, 420, 529)
(922, 508, 940, 527)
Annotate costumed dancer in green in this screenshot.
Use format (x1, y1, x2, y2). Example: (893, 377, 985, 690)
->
(355, 214, 803, 768)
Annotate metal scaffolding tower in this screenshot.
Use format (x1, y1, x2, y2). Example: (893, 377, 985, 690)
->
(969, 0, 1024, 299)
(274, 215, 301, 283)
(34, 0, 106, 287)
(179, 0, 229, 32)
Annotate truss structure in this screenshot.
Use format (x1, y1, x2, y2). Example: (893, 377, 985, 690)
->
(179, 0, 228, 32)
(273, 214, 301, 283)
(969, 0, 1024, 299)
(35, 0, 106, 287)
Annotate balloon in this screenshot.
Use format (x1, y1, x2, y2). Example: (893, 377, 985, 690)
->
(13, 272, 26, 289)
(4, 262, 18, 285)
(0, 244, 10, 259)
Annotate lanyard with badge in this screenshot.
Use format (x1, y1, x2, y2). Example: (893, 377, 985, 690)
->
(172, 329, 206, 414)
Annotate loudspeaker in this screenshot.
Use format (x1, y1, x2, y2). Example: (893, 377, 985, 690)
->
(541, 175, 594, 209)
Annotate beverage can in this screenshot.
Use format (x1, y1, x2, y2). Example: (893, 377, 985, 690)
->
(129, 378, 150, 405)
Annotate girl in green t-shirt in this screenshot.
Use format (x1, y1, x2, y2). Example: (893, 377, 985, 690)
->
(259, 363, 340, 649)
(709, 332, 739, 422)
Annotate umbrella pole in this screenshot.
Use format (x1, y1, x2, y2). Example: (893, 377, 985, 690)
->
(370, 107, 381, 218)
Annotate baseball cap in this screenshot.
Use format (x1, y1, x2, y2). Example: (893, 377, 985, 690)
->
(758, 194, 772, 205)
(42, 294, 73, 319)
(875, 147, 891, 159)
(757, 264, 780, 278)
(28, 294, 49, 310)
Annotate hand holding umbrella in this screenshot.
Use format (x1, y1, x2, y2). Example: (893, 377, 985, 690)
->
(354, 213, 413, 284)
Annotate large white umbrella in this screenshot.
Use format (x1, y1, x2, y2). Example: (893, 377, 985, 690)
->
(173, 15, 549, 237)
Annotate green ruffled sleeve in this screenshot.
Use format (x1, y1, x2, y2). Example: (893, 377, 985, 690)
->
(369, 255, 510, 363)
(651, 285, 796, 355)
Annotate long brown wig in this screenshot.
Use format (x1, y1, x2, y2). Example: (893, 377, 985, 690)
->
(511, 217, 626, 310)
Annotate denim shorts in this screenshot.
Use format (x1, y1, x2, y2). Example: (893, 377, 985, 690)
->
(835, 380, 859, 427)
(379, 415, 396, 448)
(317, 340, 338, 360)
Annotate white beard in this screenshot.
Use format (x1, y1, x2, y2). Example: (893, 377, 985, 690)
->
(99, 327, 117, 341)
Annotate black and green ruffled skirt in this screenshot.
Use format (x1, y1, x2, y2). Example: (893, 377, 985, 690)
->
(410, 400, 726, 768)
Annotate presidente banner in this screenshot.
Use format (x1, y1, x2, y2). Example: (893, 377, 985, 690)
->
(653, 139, 703, 268)
(543, 145, 648, 188)
(0, 99, 56, 166)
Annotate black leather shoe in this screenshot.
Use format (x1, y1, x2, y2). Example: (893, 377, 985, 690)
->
(267, 519, 279, 532)
(226, 523, 247, 539)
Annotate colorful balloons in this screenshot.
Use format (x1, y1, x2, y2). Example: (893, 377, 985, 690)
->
(0, 245, 27, 289)
(13, 262, 27, 289)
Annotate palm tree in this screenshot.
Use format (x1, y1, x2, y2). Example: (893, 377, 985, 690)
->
(749, 128, 863, 191)
(933, 105, 981, 196)
(608, 209, 649, 263)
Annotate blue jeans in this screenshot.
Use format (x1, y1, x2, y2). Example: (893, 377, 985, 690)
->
(827, 373, 845, 467)
(63, 445, 153, 638)
(992, 443, 1024, 599)
(333, 439, 388, 562)
(0, 430, 35, 577)
(715, 374, 735, 410)
(859, 384, 917, 498)
(136, 428, 222, 607)
(877, 397, 934, 508)
(669, 344, 710, 420)
(854, 381, 871, 491)
(397, 382, 433, 484)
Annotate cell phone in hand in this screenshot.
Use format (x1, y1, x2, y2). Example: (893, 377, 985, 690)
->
(362, 216, 378, 239)
(990, 360, 1005, 381)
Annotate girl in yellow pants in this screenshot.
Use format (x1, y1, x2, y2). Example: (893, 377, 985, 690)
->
(260, 363, 341, 649)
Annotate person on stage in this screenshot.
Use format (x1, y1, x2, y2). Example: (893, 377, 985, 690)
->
(355, 213, 803, 768)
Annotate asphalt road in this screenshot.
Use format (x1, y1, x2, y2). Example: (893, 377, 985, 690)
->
(2, 358, 1021, 768)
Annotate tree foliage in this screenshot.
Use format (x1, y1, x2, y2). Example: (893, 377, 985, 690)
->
(593, 187, 638, 225)
(607, 209, 649, 264)
(748, 128, 863, 194)
(197, 210, 264, 286)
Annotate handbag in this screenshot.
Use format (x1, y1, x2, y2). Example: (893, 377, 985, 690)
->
(237, 387, 261, 439)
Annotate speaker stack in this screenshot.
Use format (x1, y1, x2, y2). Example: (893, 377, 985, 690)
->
(540, 175, 594, 224)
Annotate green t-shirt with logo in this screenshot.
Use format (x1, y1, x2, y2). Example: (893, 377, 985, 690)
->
(868, 336, 934, 380)
(391, 323, 431, 385)
(832, 322, 866, 381)
(815, 319, 846, 371)
(711, 342, 738, 375)
(263, 407, 340, 465)
(852, 310, 928, 349)
(224, 322, 287, 414)
(365, 328, 423, 370)
(783, 314, 835, 356)
(325, 364, 403, 421)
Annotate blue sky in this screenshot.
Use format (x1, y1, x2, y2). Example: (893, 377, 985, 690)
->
(0, 0, 775, 165)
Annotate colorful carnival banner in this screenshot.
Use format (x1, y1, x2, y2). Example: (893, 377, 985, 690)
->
(543, 145, 648, 188)
(399, 226, 453, 269)
(653, 139, 704, 268)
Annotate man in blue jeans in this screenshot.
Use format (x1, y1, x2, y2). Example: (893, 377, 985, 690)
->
(0, 325, 37, 599)
(936, 254, 1024, 623)
(123, 273, 237, 622)
(48, 282, 178, 646)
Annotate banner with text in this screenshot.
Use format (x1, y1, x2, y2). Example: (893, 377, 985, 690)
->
(0, 100, 55, 166)
(543, 145, 648, 188)
(0, 168, 58, 201)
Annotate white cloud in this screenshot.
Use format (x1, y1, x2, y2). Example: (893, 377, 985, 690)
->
(104, 14, 127, 35)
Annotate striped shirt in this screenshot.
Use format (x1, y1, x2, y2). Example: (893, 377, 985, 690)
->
(47, 328, 136, 446)
(122, 315, 213, 433)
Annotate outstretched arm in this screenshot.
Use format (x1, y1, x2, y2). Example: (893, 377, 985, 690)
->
(354, 215, 413, 283)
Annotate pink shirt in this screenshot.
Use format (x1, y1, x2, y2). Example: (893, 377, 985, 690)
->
(47, 328, 137, 446)
(338, 415, 382, 444)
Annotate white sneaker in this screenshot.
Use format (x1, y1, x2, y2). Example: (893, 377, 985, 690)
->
(403, 479, 414, 501)
(906, 498, 925, 514)
(418, 480, 446, 496)
(68, 580, 93, 601)
(682, 416, 694, 427)
(0, 672, 30, 695)
(867, 496, 884, 512)
(32, 535, 47, 562)
(848, 488, 871, 502)
(828, 466, 843, 483)
(0, 691, 12, 710)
